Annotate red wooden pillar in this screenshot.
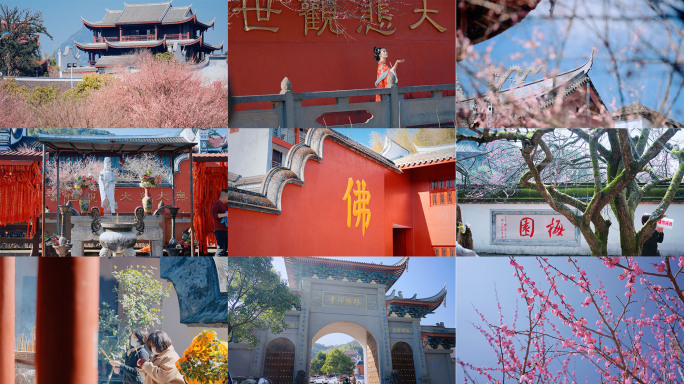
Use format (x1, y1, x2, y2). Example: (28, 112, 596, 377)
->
(35, 257, 100, 384)
(0, 258, 14, 384)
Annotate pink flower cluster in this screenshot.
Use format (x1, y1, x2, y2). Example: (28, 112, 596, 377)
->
(461, 257, 684, 383)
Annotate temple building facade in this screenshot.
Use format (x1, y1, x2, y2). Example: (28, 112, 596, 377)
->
(229, 257, 455, 384)
(75, 1, 223, 70)
(228, 128, 456, 256)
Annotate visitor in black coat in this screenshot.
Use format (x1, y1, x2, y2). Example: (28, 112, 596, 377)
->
(109, 329, 151, 384)
(641, 213, 664, 256)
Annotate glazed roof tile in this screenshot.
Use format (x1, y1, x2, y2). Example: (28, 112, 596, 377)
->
(284, 257, 409, 291)
(393, 147, 455, 168)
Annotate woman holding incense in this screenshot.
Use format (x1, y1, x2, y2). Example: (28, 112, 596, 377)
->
(109, 329, 150, 384)
(137, 330, 185, 384)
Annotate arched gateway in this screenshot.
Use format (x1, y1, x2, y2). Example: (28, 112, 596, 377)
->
(230, 258, 455, 384)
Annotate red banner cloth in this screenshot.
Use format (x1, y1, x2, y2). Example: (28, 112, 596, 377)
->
(0, 162, 42, 237)
(192, 162, 227, 255)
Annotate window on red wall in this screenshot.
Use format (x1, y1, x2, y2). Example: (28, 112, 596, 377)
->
(433, 246, 455, 256)
(430, 178, 455, 206)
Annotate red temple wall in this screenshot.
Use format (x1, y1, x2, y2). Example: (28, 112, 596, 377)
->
(43, 159, 226, 242)
(228, 136, 453, 256)
(406, 162, 456, 255)
(228, 0, 455, 97)
(229, 138, 415, 256)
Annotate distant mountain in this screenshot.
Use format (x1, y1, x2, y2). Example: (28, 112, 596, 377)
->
(57, 27, 92, 67)
(311, 340, 363, 359)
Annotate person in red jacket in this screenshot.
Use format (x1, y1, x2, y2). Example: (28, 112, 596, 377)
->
(211, 190, 229, 255)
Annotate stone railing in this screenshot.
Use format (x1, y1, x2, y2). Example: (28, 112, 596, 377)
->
(229, 77, 456, 128)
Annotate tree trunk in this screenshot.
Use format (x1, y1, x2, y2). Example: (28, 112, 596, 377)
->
(579, 224, 609, 256)
(612, 195, 641, 256)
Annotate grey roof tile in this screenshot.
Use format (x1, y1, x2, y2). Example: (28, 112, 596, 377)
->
(162, 6, 192, 23)
(116, 1, 172, 23)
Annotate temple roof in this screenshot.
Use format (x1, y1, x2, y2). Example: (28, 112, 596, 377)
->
(500, 52, 594, 102)
(82, 9, 123, 27)
(163, 5, 192, 22)
(420, 323, 455, 349)
(458, 0, 542, 49)
(82, 2, 214, 28)
(613, 102, 683, 128)
(284, 257, 409, 291)
(94, 54, 137, 68)
(385, 285, 447, 318)
(458, 52, 606, 118)
(393, 144, 455, 169)
(75, 37, 222, 53)
(0, 136, 41, 161)
(36, 134, 195, 154)
(118, 2, 172, 23)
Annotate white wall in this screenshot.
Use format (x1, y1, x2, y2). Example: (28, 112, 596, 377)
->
(228, 128, 272, 178)
(614, 118, 652, 128)
(460, 202, 684, 256)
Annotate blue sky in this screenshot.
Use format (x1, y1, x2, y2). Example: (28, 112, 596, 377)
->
(458, 0, 684, 123)
(272, 257, 455, 346)
(3, 0, 227, 57)
(335, 128, 386, 149)
(457, 257, 684, 382)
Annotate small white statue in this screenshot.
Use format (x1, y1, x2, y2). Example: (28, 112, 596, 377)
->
(99, 157, 118, 214)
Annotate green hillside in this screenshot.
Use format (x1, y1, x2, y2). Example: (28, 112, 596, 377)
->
(311, 340, 363, 359)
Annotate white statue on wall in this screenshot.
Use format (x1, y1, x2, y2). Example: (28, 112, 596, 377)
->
(99, 157, 118, 214)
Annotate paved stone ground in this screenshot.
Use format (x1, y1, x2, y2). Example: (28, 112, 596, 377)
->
(15, 364, 35, 384)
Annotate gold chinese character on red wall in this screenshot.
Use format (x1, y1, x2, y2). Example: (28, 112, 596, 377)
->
(410, 0, 446, 32)
(299, 0, 342, 36)
(343, 177, 371, 236)
(357, 0, 395, 35)
(231, 0, 282, 32)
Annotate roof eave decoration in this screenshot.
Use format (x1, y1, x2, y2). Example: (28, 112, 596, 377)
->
(228, 128, 402, 214)
(284, 257, 409, 291)
(197, 17, 215, 29)
(74, 41, 107, 51)
(106, 38, 166, 49)
(82, 17, 114, 29)
(385, 284, 447, 318)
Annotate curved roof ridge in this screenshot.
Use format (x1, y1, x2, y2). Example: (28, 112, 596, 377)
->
(230, 128, 401, 214)
(386, 283, 446, 303)
(499, 50, 594, 94)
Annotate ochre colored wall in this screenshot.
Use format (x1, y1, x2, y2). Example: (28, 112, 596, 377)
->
(228, 0, 455, 97)
(405, 162, 456, 255)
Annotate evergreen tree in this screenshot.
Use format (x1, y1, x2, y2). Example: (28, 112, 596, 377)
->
(0, 5, 51, 76)
(310, 351, 327, 375)
(227, 257, 299, 345)
(321, 347, 354, 375)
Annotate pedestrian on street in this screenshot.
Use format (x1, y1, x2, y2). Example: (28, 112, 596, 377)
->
(641, 213, 664, 256)
(137, 330, 185, 384)
(211, 190, 229, 255)
(109, 328, 150, 384)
